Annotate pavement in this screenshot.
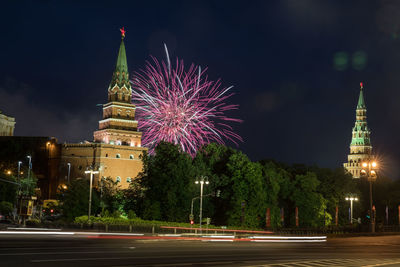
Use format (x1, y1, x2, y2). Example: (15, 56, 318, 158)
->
(0, 229, 400, 266)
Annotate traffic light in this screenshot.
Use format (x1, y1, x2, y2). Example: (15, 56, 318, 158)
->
(366, 210, 370, 219)
(216, 190, 221, 197)
(190, 220, 194, 225)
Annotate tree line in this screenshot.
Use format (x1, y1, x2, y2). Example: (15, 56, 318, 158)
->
(2, 141, 400, 229)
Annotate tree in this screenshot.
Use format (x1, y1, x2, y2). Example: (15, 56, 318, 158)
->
(226, 153, 267, 228)
(0, 174, 18, 204)
(289, 172, 328, 227)
(195, 144, 268, 228)
(261, 161, 290, 228)
(98, 177, 123, 215)
(58, 178, 100, 221)
(0, 201, 13, 216)
(193, 143, 236, 225)
(313, 167, 358, 226)
(139, 142, 195, 222)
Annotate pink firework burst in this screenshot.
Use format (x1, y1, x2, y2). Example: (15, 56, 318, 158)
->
(132, 45, 242, 156)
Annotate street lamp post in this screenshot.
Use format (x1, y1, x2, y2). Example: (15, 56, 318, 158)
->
(27, 156, 32, 180)
(195, 176, 209, 232)
(85, 169, 99, 223)
(17, 161, 22, 183)
(361, 160, 378, 233)
(191, 196, 199, 220)
(67, 163, 71, 183)
(345, 196, 358, 224)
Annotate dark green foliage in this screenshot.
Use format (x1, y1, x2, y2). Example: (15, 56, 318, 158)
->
(0, 164, 38, 203)
(51, 140, 400, 228)
(127, 210, 136, 219)
(0, 174, 18, 204)
(138, 142, 196, 222)
(122, 159, 147, 218)
(289, 172, 327, 227)
(0, 201, 13, 215)
(99, 177, 123, 214)
(57, 178, 100, 221)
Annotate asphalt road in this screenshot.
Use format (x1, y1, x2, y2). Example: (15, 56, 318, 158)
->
(1, 234, 400, 267)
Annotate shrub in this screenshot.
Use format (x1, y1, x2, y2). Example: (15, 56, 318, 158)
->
(127, 210, 137, 219)
(26, 218, 41, 226)
(0, 201, 13, 216)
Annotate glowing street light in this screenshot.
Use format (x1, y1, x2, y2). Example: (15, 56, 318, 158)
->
(361, 160, 378, 233)
(195, 176, 209, 231)
(85, 169, 99, 223)
(345, 196, 358, 224)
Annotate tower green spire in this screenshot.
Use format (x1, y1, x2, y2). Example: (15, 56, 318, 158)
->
(109, 39, 130, 90)
(357, 82, 366, 109)
(108, 27, 132, 103)
(350, 82, 370, 147)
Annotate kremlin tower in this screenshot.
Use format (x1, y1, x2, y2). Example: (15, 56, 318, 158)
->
(343, 83, 372, 178)
(60, 28, 146, 188)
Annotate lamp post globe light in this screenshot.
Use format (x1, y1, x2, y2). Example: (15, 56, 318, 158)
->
(345, 196, 358, 224)
(85, 169, 99, 223)
(361, 160, 378, 233)
(195, 176, 209, 231)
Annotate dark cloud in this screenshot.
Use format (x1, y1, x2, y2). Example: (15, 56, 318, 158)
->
(0, 81, 98, 142)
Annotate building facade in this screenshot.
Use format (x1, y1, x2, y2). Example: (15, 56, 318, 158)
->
(343, 83, 372, 178)
(0, 110, 16, 136)
(0, 136, 61, 199)
(60, 31, 147, 189)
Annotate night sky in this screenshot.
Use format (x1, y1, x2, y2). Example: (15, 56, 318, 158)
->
(1, 1, 399, 178)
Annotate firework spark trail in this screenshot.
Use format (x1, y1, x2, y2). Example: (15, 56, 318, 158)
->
(132, 46, 242, 156)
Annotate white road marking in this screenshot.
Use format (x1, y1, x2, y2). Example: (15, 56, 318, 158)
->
(0, 231, 74, 235)
(0, 250, 132, 256)
(7, 227, 62, 231)
(250, 235, 327, 240)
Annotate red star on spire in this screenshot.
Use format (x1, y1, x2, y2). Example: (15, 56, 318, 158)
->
(360, 82, 363, 89)
(120, 27, 126, 39)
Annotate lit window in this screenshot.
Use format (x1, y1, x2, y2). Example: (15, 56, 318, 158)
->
(116, 154, 121, 158)
(116, 176, 121, 183)
(130, 155, 134, 159)
(126, 177, 131, 183)
(116, 140, 121, 145)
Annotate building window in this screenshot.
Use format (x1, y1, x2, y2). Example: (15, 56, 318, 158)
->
(129, 155, 134, 159)
(116, 176, 121, 183)
(126, 177, 131, 183)
(105, 153, 108, 157)
(116, 140, 121, 145)
(116, 154, 121, 158)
